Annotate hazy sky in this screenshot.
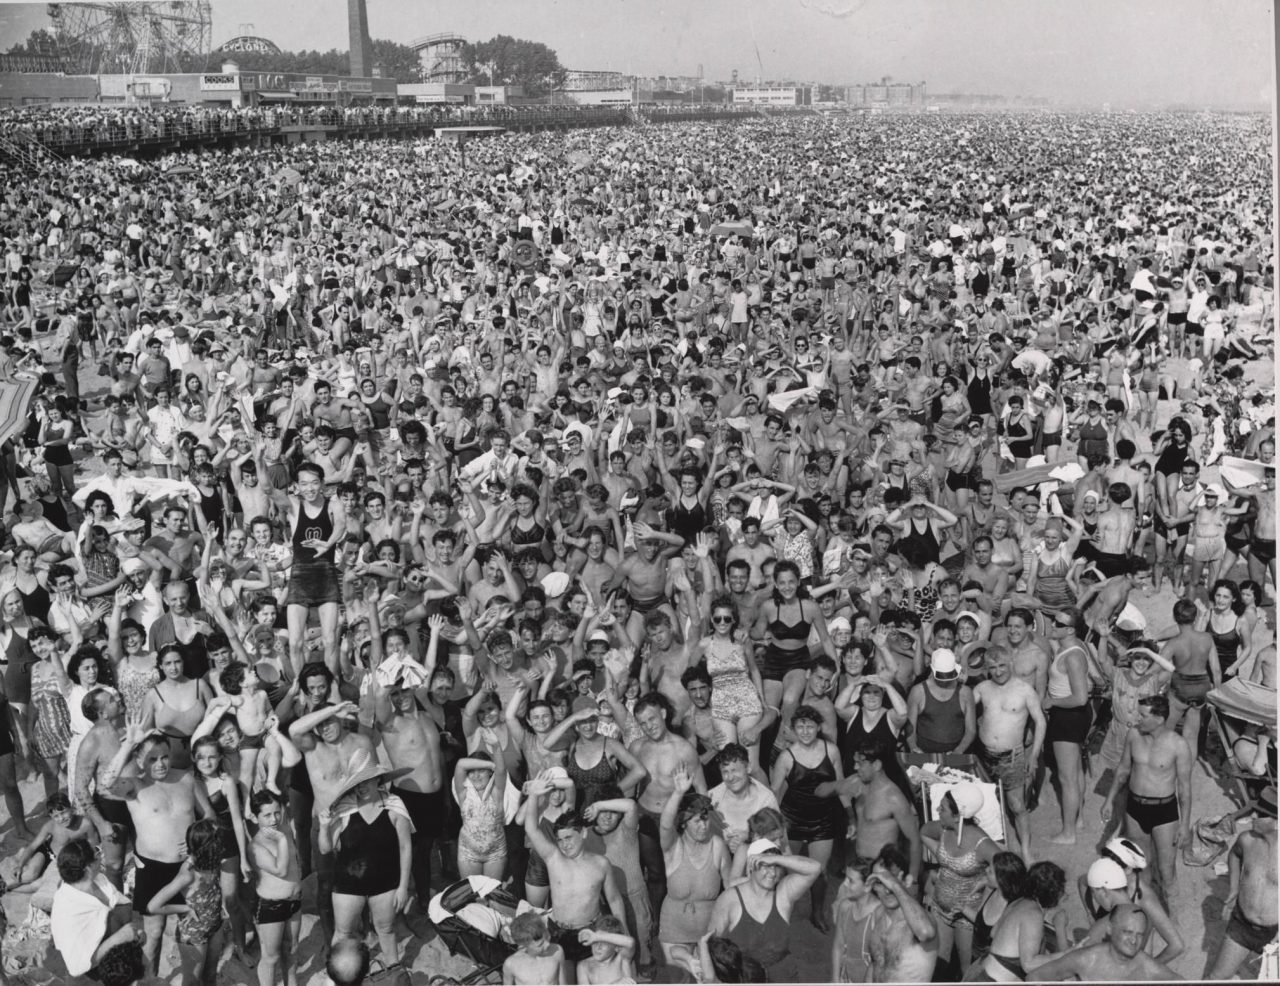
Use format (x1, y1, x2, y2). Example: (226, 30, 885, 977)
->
(0, 0, 1274, 105)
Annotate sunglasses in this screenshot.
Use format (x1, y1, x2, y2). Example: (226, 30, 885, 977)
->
(712, 615, 734, 625)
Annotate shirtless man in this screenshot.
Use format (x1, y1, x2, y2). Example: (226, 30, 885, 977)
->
(962, 536, 1010, 615)
(605, 524, 682, 619)
(724, 518, 775, 589)
(644, 611, 695, 724)
(629, 693, 705, 933)
(72, 689, 130, 887)
(850, 742, 921, 879)
(1002, 608, 1050, 701)
(1226, 465, 1277, 586)
(288, 700, 376, 945)
(1107, 440, 1146, 520)
(1162, 598, 1220, 763)
(1093, 483, 1137, 577)
(865, 846, 938, 983)
(101, 720, 214, 973)
(523, 781, 626, 966)
(973, 646, 1046, 861)
(1030, 905, 1175, 982)
(368, 622, 445, 911)
(1078, 558, 1149, 645)
(310, 380, 359, 459)
(1206, 790, 1279, 978)
(1102, 695, 1192, 905)
(145, 503, 203, 583)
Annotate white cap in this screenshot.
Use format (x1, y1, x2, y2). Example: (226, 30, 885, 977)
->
(1087, 858, 1128, 890)
(540, 572, 570, 598)
(121, 557, 147, 576)
(930, 648, 959, 678)
(1203, 483, 1226, 499)
(951, 782, 984, 819)
(1105, 837, 1148, 870)
(828, 616, 852, 634)
(588, 630, 611, 645)
(950, 781, 984, 841)
(747, 838, 780, 857)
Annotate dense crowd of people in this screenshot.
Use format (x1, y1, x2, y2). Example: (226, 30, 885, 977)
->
(1, 102, 760, 154)
(0, 108, 1274, 986)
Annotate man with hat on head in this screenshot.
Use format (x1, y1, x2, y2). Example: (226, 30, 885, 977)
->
(906, 648, 975, 757)
(1206, 785, 1278, 979)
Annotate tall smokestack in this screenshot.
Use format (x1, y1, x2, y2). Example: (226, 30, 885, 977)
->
(348, 0, 372, 78)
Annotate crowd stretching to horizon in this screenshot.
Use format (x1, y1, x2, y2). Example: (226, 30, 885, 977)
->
(0, 107, 1273, 986)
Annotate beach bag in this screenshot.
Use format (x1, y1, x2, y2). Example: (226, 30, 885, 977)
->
(1181, 812, 1235, 867)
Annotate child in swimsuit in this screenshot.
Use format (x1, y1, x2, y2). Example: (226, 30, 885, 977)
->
(147, 819, 225, 986)
(213, 662, 284, 801)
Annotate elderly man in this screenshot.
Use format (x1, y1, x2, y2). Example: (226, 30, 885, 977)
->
(973, 645, 1046, 861)
(1030, 904, 1176, 981)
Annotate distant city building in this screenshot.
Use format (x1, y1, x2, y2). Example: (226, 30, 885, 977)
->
(845, 79, 926, 107)
(731, 86, 812, 106)
(562, 69, 626, 91)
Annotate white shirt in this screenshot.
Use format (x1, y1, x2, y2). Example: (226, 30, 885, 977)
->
(1012, 348, 1053, 378)
(51, 875, 127, 976)
(710, 777, 779, 847)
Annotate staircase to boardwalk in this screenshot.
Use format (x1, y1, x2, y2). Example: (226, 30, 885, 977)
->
(0, 134, 62, 170)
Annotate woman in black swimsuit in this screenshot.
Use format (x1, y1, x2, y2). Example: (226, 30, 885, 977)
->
(11, 546, 51, 620)
(660, 461, 719, 546)
(1003, 396, 1035, 467)
(542, 697, 646, 801)
(751, 561, 836, 754)
(504, 482, 551, 563)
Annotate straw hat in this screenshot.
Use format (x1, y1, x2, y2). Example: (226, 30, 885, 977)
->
(330, 763, 412, 802)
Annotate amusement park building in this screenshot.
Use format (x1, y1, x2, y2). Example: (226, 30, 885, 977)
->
(0, 61, 396, 108)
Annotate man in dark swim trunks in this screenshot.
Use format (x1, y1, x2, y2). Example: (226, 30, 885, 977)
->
(1101, 695, 1191, 906)
(1207, 786, 1278, 978)
(1161, 598, 1220, 764)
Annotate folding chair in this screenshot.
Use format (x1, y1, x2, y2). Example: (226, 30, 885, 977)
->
(1207, 680, 1277, 807)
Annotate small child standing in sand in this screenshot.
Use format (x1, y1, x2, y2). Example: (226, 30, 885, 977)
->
(215, 661, 283, 796)
(249, 790, 302, 986)
(503, 912, 566, 986)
